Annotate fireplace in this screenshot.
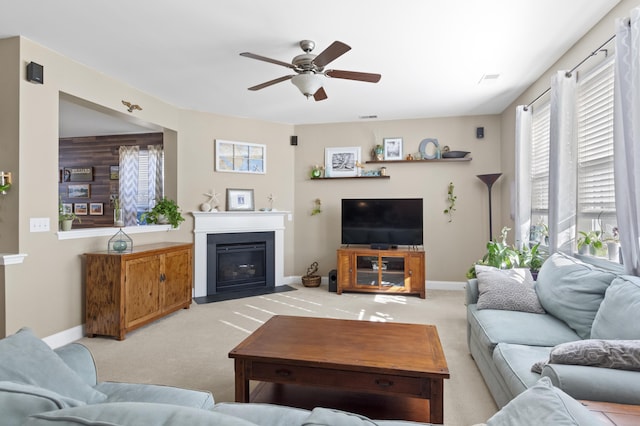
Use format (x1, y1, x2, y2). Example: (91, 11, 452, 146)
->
(207, 232, 275, 295)
(192, 211, 288, 299)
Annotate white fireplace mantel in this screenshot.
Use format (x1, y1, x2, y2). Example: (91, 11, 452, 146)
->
(192, 211, 289, 297)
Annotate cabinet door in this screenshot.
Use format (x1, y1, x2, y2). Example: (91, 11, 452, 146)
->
(407, 252, 425, 297)
(337, 251, 353, 289)
(355, 254, 380, 288)
(162, 248, 192, 312)
(124, 255, 162, 328)
(380, 255, 406, 289)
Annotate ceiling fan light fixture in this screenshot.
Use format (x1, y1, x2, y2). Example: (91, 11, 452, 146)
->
(291, 73, 323, 98)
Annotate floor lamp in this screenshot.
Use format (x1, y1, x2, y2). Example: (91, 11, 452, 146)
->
(476, 173, 502, 241)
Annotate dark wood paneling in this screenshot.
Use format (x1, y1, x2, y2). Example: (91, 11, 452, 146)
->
(59, 133, 162, 228)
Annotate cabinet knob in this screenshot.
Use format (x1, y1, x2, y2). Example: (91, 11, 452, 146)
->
(160, 273, 166, 282)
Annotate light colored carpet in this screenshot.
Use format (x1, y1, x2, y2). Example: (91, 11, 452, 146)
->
(78, 285, 498, 425)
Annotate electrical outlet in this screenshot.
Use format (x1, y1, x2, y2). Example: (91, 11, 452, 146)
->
(30, 217, 50, 232)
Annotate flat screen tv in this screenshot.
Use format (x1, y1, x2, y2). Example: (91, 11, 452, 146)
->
(341, 198, 423, 248)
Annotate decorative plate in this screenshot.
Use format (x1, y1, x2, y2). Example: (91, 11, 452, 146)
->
(419, 138, 440, 159)
(442, 150, 470, 158)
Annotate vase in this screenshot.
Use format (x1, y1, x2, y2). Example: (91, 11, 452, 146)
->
(61, 219, 73, 231)
(114, 208, 124, 227)
(607, 242, 620, 262)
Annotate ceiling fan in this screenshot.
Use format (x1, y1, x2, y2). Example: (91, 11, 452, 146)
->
(240, 40, 381, 101)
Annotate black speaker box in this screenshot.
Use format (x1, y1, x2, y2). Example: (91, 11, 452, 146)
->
(328, 269, 337, 292)
(27, 62, 44, 84)
(290, 136, 298, 146)
(476, 127, 485, 139)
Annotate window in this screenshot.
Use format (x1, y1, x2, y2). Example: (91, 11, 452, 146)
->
(530, 101, 550, 244)
(575, 58, 617, 259)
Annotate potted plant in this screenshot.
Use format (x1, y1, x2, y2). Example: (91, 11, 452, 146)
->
(577, 230, 603, 256)
(467, 227, 547, 279)
(141, 197, 185, 228)
(58, 197, 80, 231)
(301, 261, 321, 287)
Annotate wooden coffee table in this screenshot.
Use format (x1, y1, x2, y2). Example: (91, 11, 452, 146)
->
(229, 315, 449, 423)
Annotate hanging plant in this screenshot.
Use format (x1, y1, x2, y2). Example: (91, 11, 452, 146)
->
(443, 181, 457, 222)
(311, 198, 322, 216)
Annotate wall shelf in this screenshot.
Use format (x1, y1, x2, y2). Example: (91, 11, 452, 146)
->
(310, 175, 391, 180)
(366, 157, 472, 164)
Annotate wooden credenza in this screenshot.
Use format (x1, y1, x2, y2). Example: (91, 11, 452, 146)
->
(337, 247, 425, 298)
(84, 242, 193, 340)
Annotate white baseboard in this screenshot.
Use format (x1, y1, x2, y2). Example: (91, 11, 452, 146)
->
(43, 325, 85, 349)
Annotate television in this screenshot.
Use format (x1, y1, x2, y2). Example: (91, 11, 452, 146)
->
(341, 198, 423, 248)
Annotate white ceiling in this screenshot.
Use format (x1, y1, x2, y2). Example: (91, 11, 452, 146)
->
(0, 0, 622, 129)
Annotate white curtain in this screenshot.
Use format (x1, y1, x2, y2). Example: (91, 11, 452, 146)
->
(147, 145, 164, 205)
(119, 146, 139, 227)
(514, 105, 533, 249)
(614, 9, 640, 275)
(548, 71, 577, 254)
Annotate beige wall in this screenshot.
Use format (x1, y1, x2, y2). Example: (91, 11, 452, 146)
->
(293, 117, 502, 281)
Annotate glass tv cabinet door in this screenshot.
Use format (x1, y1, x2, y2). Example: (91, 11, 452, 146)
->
(355, 253, 406, 289)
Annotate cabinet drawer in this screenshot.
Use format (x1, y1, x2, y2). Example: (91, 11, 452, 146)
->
(250, 361, 426, 397)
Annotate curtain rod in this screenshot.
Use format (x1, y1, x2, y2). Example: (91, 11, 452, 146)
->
(524, 33, 616, 111)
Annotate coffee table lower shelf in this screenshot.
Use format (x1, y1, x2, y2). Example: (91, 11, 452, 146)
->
(250, 382, 430, 423)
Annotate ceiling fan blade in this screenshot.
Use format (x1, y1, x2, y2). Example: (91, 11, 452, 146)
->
(240, 52, 296, 69)
(312, 41, 351, 68)
(248, 75, 294, 91)
(313, 87, 328, 101)
(325, 69, 381, 83)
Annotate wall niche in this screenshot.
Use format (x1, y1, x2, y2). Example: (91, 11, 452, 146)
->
(58, 133, 163, 228)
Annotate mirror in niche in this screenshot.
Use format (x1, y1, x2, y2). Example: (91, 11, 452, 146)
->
(58, 93, 167, 230)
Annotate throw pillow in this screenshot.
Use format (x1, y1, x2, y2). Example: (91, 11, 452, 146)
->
(548, 339, 640, 371)
(486, 377, 601, 426)
(591, 275, 640, 339)
(475, 265, 545, 314)
(0, 327, 107, 404)
(535, 252, 616, 339)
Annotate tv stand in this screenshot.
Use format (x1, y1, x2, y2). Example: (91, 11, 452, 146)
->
(336, 247, 425, 298)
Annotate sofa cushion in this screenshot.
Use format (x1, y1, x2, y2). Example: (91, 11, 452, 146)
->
(591, 275, 640, 339)
(23, 402, 257, 426)
(475, 266, 544, 314)
(486, 377, 601, 426)
(0, 328, 107, 404)
(303, 407, 377, 425)
(468, 304, 580, 353)
(213, 402, 310, 426)
(96, 381, 214, 409)
(492, 343, 551, 397)
(536, 253, 616, 339)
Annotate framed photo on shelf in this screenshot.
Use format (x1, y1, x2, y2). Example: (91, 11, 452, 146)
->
(89, 203, 104, 215)
(324, 147, 361, 178)
(215, 139, 266, 174)
(74, 203, 88, 215)
(61, 203, 73, 215)
(383, 137, 403, 160)
(68, 184, 90, 198)
(226, 188, 255, 211)
(64, 167, 93, 182)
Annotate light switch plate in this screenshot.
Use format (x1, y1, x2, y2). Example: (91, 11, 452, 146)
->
(30, 217, 50, 232)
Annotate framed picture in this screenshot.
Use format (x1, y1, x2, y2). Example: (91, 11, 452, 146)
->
(74, 203, 88, 215)
(89, 202, 104, 215)
(324, 147, 361, 178)
(109, 165, 119, 180)
(64, 166, 93, 182)
(68, 184, 90, 198)
(383, 137, 403, 160)
(226, 188, 255, 211)
(61, 203, 73, 215)
(215, 139, 266, 174)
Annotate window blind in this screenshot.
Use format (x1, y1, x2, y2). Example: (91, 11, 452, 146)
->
(576, 58, 615, 215)
(530, 102, 550, 213)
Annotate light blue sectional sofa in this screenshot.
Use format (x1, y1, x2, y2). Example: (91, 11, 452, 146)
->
(1, 319, 616, 425)
(466, 252, 640, 409)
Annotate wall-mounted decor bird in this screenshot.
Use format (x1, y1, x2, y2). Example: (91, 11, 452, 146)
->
(121, 100, 142, 113)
